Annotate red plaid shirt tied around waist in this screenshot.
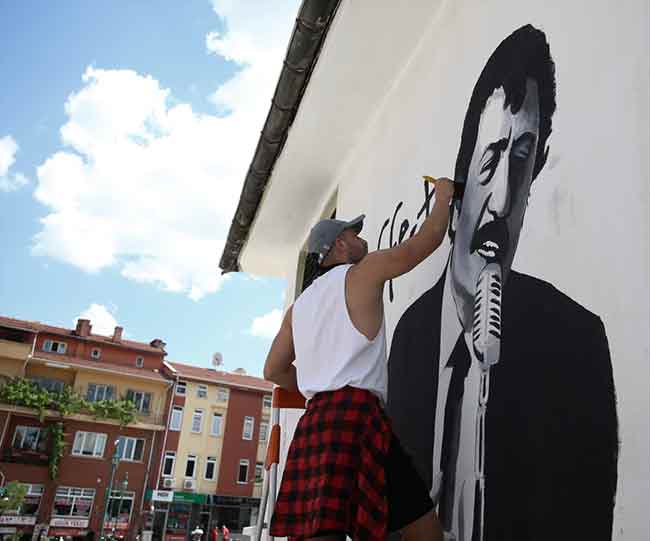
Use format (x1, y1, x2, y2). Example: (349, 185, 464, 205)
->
(269, 386, 391, 541)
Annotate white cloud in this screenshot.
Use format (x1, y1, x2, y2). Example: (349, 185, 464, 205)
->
(31, 2, 299, 299)
(249, 308, 283, 339)
(75, 303, 119, 336)
(0, 135, 28, 192)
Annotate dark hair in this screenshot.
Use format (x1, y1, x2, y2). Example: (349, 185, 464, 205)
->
(454, 24, 556, 185)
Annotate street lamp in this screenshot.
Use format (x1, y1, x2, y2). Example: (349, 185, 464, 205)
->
(114, 472, 129, 536)
(100, 439, 121, 541)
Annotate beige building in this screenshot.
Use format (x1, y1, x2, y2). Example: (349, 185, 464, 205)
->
(154, 362, 272, 535)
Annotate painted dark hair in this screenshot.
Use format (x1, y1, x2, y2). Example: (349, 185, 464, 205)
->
(454, 24, 557, 185)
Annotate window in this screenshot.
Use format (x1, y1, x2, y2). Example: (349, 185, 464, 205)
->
(237, 459, 249, 484)
(170, 406, 183, 431)
(263, 395, 272, 409)
(210, 413, 223, 436)
(126, 389, 152, 414)
(29, 376, 65, 394)
(90, 348, 101, 360)
(116, 437, 145, 461)
(255, 463, 264, 484)
(185, 455, 197, 478)
(175, 381, 187, 396)
(204, 457, 217, 481)
(43, 340, 67, 354)
(242, 416, 254, 440)
(107, 490, 134, 526)
(52, 487, 95, 518)
(135, 356, 144, 368)
(12, 426, 44, 451)
(163, 451, 176, 477)
(4, 484, 44, 516)
(216, 388, 229, 402)
(259, 421, 269, 443)
(191, 410, 204, 433)
(86, 383, 115, 402)
(197, 384, 208, 398)
(72, 432, 107, 458)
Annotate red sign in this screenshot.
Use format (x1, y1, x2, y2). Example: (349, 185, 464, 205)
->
(48, 528, 88, 537)
(165, 535, 186, 541)
(103, 524, 129, 531)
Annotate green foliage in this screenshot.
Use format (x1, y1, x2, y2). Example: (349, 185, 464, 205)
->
(44, 422, 65, 480)
(0, 481, 28, 516)
(0, 378, 52, 422)
(87, 399, 137, 427)
(0, 378, 137, 426)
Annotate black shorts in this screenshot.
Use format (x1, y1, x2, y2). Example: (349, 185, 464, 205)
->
(386, 433, 435, 532)
(312, 433, 433, 538)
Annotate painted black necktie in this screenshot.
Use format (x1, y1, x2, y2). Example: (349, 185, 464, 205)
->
(439, 333, 471, 535)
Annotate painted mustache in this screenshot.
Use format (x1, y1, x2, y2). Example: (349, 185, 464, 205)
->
(470, 219, 509, 262)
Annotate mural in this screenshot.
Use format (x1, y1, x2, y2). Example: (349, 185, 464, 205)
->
(387, 25, 618, 540)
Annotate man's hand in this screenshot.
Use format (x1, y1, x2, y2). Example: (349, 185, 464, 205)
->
(432, 177, 455, 202)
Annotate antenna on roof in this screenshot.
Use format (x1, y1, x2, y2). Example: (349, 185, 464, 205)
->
(211, 352, 223, 369)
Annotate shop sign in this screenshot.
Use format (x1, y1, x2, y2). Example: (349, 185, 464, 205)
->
(0, 527, 17, 534)
(151, 490, 173, 503)
(172, 492, 206, 504)
(48, 528, 88, 537)
(103, 522, 129, 531)
(0, 516, 37, 525)
(49, 518, 89, 528)
(165, 535, 186, 541)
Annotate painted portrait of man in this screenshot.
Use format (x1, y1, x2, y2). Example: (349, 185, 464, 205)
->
(387, 25, 618, 541)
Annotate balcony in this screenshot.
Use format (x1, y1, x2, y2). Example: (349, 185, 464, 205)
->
(0, 447, 49, 467)
(134, 410, 165, 427)
(0, 338, 32, 362)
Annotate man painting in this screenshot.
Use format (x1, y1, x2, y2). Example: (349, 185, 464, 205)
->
(387, 24, 617, 541)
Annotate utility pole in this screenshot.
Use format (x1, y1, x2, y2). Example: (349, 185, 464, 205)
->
(100, 440, 121, 541)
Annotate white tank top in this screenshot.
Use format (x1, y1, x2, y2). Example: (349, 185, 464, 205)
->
(292, 264, 388, 403)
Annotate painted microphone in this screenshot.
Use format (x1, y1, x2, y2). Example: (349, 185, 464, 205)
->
(471, 262, 502, 367)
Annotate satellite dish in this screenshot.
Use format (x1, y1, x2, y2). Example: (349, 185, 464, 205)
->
(212, 352, 223, 368)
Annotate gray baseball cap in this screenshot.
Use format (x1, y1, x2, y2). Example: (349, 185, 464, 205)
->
(308, 214, 365, 264)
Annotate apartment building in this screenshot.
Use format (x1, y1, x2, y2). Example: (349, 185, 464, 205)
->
(0, 316, 172, 541)
(146, 362, 272, 539)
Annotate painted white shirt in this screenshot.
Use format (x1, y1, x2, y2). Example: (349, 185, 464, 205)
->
(432, 273, 483, 541)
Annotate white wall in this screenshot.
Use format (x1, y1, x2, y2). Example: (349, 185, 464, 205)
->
(272, 0, 648, 539)
(331, 1, 648, 539)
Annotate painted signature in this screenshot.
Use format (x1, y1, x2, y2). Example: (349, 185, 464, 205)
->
(377, 180, 436, 302)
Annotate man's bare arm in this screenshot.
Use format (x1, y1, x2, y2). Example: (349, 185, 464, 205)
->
(263, 306, 299, 392)
(357, 178, 454, 284)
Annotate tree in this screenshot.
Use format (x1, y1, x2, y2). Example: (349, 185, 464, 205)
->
(0, 481, 28, 516)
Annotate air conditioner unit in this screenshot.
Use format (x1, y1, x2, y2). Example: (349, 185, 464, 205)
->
(162, 478, 174, 489)
(183, 479, 197, 491)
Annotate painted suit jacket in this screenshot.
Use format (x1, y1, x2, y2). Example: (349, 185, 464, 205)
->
(387, 270, 618, 541)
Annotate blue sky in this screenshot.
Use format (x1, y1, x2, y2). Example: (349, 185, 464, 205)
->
(0, 1, 298, 375)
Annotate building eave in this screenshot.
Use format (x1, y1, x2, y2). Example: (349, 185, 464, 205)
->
(218, 0, 342, 273)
